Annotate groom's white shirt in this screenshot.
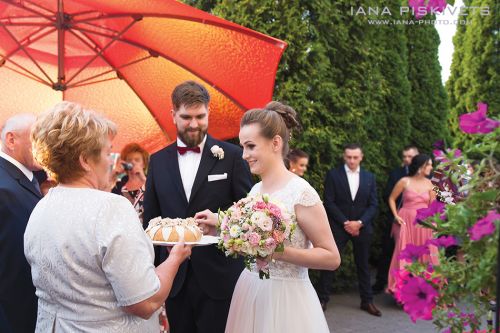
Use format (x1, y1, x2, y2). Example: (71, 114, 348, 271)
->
(177, 135, 207, 201)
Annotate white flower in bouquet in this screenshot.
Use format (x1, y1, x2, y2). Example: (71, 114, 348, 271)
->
(229, 225, 242, 238)
(250, 211, 273, 231)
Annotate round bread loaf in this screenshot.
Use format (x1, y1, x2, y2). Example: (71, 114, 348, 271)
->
(146, 217, 203, 242)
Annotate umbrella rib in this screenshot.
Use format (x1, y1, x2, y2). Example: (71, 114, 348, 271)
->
(3, 61, 52, 87)
(70, 76, 119, 88)
(0, 23, 54, 84)
(72, 13, 285, 47)
(77, 21, 120, 35)
(65, 17, 140, 86)
(66, 28, 154, 87)
(0, 0, 54, 22)
(22, 0, 55, 16)
(72, 25, 248, 111)
(0, 21, 52, 27)
(68, 28, 173, 142)
(0, 27, 56, 63)
(68, 55, 153, 88)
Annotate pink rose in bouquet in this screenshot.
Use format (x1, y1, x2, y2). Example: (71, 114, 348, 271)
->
(217, 193, 296, 279)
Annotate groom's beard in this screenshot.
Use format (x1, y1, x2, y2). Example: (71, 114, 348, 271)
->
(177, 127, 207, 147)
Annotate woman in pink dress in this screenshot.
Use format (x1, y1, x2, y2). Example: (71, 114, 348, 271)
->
(387, 154, 439, 293)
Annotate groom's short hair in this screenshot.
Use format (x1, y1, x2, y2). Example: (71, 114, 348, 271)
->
(172, 81, 210, 111)
(343, 143, 363, 152)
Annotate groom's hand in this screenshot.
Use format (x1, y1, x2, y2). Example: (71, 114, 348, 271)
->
(194, 209, 218, 236)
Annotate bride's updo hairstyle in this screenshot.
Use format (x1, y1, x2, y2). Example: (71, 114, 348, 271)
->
(240, 101, 299, 156)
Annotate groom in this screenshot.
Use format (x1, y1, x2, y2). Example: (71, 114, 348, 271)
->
(143, 81, 253, 333)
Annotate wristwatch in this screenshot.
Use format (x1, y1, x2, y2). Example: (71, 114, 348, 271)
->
(357, 220, 363, 225)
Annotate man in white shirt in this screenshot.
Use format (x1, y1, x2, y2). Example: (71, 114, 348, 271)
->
(0, 114, 41, 333)
(318, 143, 381, 316)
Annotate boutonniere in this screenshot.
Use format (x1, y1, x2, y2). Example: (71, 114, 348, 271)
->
(211, 145, 224, 160)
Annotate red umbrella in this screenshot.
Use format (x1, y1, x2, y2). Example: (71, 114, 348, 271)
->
(0, 0, 286, 152)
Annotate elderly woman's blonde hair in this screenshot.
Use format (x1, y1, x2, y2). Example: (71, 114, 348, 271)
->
(31, 102, 117, 183)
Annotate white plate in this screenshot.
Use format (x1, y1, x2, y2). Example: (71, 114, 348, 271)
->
(152, 235, 220, 247)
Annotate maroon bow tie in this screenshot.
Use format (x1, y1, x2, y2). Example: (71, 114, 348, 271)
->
(177, 146, 201, 155)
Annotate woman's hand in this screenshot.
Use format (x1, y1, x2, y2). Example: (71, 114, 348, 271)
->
(194, 209, 218, 236)
(129, 164, 147, 183)
(394, 215, 405, 225)
(166, 242, 192, 266)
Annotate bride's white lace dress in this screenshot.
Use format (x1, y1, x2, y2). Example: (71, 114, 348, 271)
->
(225, 176, 330, 333)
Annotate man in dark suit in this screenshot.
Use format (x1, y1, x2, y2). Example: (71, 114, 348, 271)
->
(0, 114, 42, 333)
(317, 143, 381, 316)
(143, 81, 253, 333)
(372, 145, 419, 293)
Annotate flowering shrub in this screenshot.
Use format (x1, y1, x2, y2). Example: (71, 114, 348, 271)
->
(217, 193, 296, 279)
(394, 102, 499, 332)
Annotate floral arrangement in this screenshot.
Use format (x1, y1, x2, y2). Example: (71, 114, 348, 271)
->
(211, 145, 224, 160)
(217, 193, 296, 279)
(394, 102, 499, 332)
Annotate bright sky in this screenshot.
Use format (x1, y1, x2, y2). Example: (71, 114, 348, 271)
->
(435, 0, 464, 84)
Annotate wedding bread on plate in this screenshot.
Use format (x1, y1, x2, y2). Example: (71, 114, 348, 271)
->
(145, 217, 203, 242)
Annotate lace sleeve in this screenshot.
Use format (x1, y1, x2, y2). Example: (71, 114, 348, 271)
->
(296, 183, 322, 207)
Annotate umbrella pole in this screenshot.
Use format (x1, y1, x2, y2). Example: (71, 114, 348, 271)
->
(55, 0, 65, 91)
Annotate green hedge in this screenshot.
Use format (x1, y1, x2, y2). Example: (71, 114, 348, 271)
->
(186, 0, 449, 290)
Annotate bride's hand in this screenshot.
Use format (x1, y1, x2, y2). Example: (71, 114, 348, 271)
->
(194, 209, 218, 236)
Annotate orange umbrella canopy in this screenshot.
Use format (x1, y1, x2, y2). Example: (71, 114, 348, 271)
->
(0, 0, 286, 152)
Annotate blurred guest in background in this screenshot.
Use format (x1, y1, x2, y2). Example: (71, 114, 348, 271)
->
(112, 143, 149, 224)
(372, 145, 419, 294)
(387, 154, 438, 294)
(286, 148, 309, 177)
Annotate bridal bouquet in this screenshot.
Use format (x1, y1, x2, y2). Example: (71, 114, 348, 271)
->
(217, 194, 296, 279)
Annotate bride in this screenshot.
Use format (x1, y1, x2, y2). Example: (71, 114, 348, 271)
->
(196, 101, 340, 332)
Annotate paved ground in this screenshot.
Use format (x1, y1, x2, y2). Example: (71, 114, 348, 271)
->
(324, 290, 436, 333)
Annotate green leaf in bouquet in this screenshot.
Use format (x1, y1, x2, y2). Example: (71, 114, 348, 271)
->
(275, 243, 285, 252)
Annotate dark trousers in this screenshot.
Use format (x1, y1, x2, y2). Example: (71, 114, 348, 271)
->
(0, 293, 37, 333)
(318, 224, 373, 304)
(374, 221, 395, 288)
(167, 266, 231, 333)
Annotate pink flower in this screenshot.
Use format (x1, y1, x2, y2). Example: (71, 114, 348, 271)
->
(399, 276, 438, 322)
(415, 200, 446, 225)
(399, 244, 430, 262)
(267, 203, 282, 218)
(253, 201, 267, 210)
(265, 237, 276, 250)
(427, 0, 447, 12)
(248, 232, 261, 246)
(426, 235, 458, 248)
(459, 102, 500, 134)
(408, 0, 447, 19)
(393, 269, 412, 302)
(433, 148, 461, 163)
(408, 0, 428, 19)
(433, 139, 445, 150)
(468, 210, 499, 241)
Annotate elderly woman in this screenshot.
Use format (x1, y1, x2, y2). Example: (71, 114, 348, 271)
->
(24, 102, 191, 332)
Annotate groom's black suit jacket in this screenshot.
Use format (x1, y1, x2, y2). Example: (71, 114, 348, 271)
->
(143, 135, 252, 300)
